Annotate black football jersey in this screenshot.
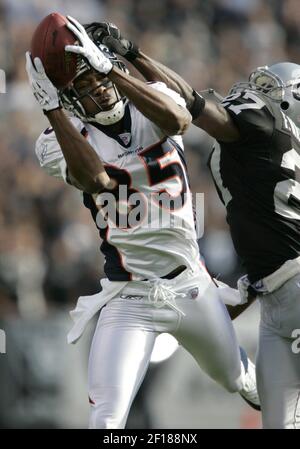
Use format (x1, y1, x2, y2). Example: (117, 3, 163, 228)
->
(208, 89, 300, 282)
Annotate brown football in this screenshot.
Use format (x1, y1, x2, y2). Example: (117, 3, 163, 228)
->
(30, 12, 78, 88)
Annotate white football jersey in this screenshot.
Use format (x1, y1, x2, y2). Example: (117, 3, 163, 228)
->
(35, 82, 201, 281)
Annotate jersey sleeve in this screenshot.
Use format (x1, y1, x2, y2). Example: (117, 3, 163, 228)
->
(143, 82, 187, 144)
(221, 90, 275, 143)
(148, 81, 187, 108)
(35, 116, 85, 182)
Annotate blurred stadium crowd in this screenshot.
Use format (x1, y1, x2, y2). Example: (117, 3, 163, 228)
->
(0, 0, 299, 428)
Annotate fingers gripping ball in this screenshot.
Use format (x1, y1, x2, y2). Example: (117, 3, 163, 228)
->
(65, 16, 113, 75)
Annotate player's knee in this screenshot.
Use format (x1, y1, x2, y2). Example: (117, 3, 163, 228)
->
(223, 381, 240, 393)
(89, 404, 126, 429)
(89, 415, 121, 429)
(88, 387, 128, 429)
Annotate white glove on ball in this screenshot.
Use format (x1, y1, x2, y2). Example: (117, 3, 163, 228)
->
(65, 16, 113, 75)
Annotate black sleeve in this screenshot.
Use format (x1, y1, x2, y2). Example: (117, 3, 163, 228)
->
(221, 90, 275, 143)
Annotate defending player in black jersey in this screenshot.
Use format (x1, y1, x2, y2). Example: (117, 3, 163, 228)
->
(95, 22, 300, 428)
(209, 85, 300, 284)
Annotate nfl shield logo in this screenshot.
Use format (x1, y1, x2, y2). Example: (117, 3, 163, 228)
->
(189, 288, 199, 299)
(119, 132, 131, 146)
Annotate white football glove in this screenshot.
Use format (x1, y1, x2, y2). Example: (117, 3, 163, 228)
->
(237, 274, 252, 304)
(214, 278, 247, 306)
(25, 51, 61, 112)
(65, 16, 113, 75)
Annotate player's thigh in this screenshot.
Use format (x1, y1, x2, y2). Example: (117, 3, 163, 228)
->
(174, 282, 241, 392)
(259, 273, 300, 338)
(88, 301, 157, 407)
(257, 322, 300, 429)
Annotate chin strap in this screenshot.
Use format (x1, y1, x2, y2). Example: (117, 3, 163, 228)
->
(92, 100, 125, 125)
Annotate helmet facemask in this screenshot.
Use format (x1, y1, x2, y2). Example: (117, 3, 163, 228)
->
(229, 62, 300, 127)
(60, 40, 128, 126)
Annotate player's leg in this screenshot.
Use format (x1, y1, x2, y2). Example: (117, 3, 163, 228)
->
(256, 275, 300, 428)
(257, 325, 300, 428)
(88, 298, 157, 429)
(173, 279, 244, 393)
(169, 275, 259, 409)
(215, 278, 260, 409)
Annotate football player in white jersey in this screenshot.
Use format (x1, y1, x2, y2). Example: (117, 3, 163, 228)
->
(25, 16, 259, 429)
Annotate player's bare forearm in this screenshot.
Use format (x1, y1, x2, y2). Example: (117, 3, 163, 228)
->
(45, 109, 113, 193)
(193, 101, 240, 142)
(108, 66, 191, 135)
(132, 51, 195, 109)
(131, 52, 239, 141)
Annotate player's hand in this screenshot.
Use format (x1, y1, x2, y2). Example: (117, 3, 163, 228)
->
(25, 51, 61, 113)
(86, 21, 139, 62)
(66, 16, 113, 75)
(237, 274, 252, 304)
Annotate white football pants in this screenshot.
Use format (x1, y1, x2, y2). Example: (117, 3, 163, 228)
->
(256, 273, 300, 428)
(88, 267, 244, 429)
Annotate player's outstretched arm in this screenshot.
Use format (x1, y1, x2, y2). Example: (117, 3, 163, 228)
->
(25, 52, 114, 194)
(133, 52, 196, 107)
(65, 17, 191, 136)
(131, 52, 239, 142)
(45, 109, 114, 193)
(108, 65, 192, 136)
(91, 21, 240, 142)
